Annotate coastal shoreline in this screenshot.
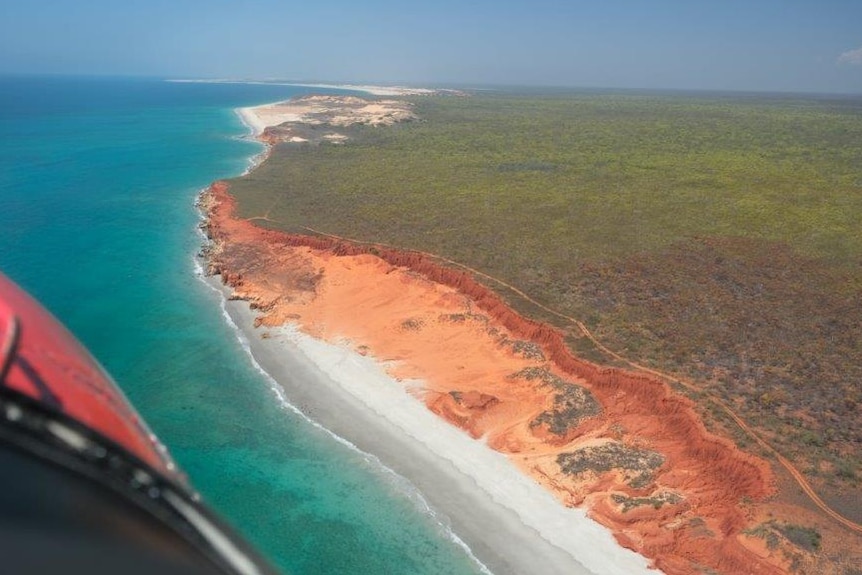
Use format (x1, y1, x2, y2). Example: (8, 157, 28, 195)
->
(233, 105, 275, 175)
(169, 78, 441, 97)
(201, 272, 654, 575)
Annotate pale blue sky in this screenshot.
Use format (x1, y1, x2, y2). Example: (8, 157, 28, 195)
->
(1, 0, 861, 93)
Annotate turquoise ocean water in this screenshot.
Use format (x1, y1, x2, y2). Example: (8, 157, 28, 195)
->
(0, 76, 483, 575)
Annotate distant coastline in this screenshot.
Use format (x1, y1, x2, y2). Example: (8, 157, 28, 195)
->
(169, 78, 440, 96)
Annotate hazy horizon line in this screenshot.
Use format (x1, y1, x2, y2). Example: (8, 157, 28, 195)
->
(3, 72, 861, 97)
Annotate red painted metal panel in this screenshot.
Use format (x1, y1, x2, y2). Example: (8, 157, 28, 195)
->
(0, 272, 177, 478)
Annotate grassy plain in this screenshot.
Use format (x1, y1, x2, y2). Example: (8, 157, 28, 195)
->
(228, 90, 862, 511)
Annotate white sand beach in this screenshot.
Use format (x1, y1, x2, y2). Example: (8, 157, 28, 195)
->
(236, 106, 270, 136)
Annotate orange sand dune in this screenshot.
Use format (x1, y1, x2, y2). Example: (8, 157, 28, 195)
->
(202, 180, 792, 575)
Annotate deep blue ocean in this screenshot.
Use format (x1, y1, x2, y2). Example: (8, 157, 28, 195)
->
(0, 76, 482, 575)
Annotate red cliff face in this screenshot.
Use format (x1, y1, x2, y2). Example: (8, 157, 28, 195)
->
(203, 180, 791, 575)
